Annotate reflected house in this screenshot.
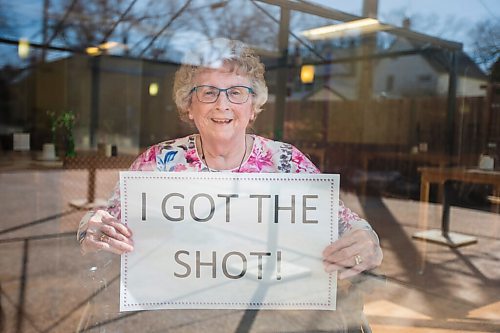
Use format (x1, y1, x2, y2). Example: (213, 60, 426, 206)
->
(373, 38, 488, 99)
(279, 32, 492, 196)
(370, 39, 491, 160)
(288, 39, 488, 102)
(285, 36, 490, 144)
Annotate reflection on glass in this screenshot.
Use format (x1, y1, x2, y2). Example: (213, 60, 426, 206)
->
(148, 82, 159, 96)
(0, 0, 498, 332)
(17, 38, 30, 59)
(301, 18, 390, 40)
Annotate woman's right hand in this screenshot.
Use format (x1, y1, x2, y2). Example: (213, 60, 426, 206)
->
(80, 210, 134, 255)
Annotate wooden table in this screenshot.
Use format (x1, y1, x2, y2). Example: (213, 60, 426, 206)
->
(413, 167, 500, 247)
(360, 151, 460, 198)
(63, 155, 136, 209)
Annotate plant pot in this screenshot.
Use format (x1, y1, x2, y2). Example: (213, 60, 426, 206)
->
(41, 143, 57, 160)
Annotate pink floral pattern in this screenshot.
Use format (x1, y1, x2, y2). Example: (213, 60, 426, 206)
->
(104, 134, 370, 235)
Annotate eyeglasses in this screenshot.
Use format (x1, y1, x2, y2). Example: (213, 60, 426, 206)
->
(191, 85, 255, 104)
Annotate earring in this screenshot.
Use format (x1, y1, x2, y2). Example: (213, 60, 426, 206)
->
(188, 113, 193, 120)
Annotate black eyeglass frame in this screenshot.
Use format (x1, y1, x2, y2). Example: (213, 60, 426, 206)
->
(190, 85, 255, 104)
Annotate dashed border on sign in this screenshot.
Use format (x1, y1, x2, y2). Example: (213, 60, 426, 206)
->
(121, 173, 338, 309)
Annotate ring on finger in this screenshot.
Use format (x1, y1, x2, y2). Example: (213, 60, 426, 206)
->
(354, 254, 363, 266)
(99, 234, 110, 243)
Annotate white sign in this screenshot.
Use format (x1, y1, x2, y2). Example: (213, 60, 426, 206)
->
(119, 172, 339, 311)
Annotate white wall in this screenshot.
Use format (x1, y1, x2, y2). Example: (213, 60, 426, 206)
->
(373, 43, 438, 98)
(437, 74, 487, 97)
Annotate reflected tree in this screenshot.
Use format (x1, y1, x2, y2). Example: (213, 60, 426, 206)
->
(181, 0, 279, 51)
(469, 19, 500, 73)
(45, 0, 188, 56)
(43, 0, 352, 61)
(47, 0, 130, 50)
(44, 0, 281, 58)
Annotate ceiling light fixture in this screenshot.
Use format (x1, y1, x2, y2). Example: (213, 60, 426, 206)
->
(302, 18, 388, 40)
(18, 38, 30, 59)
(86, 41, 125, 56)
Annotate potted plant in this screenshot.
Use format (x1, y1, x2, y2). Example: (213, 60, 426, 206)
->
(45, 110, 76, 158)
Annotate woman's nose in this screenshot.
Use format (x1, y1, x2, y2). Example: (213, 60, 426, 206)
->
(215, 91, 231, 109)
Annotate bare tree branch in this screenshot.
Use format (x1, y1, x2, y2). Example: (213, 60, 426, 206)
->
(469, 19, 500, 72)
(138, 0, 192, 57)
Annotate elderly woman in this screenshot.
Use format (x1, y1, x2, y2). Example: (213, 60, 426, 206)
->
(78, 39, 382, 281)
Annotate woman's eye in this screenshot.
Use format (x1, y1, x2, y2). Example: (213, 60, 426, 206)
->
(229, 90, 242, 96)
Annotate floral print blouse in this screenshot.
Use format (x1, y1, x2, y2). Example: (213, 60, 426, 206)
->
(81, 134, 372, 238)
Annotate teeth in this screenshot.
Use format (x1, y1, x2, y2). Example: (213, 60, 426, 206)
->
(212, 118, 232, 124)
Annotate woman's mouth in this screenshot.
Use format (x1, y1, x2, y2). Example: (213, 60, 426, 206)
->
(211, 118, 233, 124)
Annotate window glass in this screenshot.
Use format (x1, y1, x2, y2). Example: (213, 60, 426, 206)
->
(1, 1, 499, 332)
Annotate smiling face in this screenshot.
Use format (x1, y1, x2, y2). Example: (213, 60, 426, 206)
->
(188, 65, 254, 144)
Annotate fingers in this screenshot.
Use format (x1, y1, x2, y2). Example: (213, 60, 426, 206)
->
(322, 229, 382, 279)
(102, 215, 133, 238)
(82, 232, 130, 255)
(322, 234, 356, 258)
(82, 228, 134, 255)
(99, 223, 134, 246)
(97, 232, 134, 254)
(323, 238, 365, 267)
(81, 210, 134, 255)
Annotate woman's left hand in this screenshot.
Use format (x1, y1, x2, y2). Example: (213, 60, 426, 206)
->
(322, 229, 383, 280)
